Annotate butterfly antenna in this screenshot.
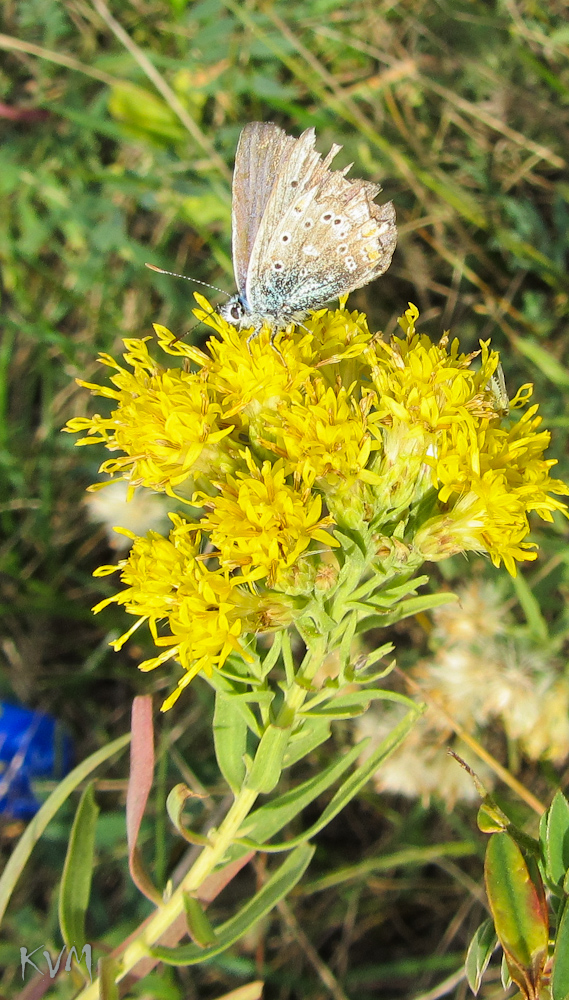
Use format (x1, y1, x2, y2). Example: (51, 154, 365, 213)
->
(171, 295, 220, 344)
(145, 263, 230, 298)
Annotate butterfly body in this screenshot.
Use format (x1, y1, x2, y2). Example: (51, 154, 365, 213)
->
(219, 122, 397, 334)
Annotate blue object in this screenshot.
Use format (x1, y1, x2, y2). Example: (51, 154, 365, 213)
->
(0, 702, 73, 819)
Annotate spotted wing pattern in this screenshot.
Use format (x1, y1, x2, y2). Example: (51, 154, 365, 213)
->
(245, 130, 397, 320)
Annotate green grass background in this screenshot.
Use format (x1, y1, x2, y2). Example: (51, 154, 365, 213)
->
(1, 1, 568, 997)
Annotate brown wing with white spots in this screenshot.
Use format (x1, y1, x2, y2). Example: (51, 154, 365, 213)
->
(246, 138, 397, 319)
(231, 123, 297, 297)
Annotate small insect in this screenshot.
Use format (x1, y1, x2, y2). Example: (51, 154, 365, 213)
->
(218, 121, 397, 336)
(488, 362, 510, 416)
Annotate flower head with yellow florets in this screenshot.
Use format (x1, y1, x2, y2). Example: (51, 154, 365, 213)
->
(66, 296, 568, 708)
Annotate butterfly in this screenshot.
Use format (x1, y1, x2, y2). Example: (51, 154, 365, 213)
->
(218, 122, 397, 335)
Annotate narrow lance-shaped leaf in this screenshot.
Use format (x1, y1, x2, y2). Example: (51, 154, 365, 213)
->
(150, 843, 315, 966)
(58, 781, 99, 952)
(213, 691, 248, 793)
(184, 893, 217, 948)
(240, 706, 422, 851)
(126, 695, 161, 904)
(246, 723, 292, 794)
(240, 740, 364, 847)
(282, 717, 331, 769)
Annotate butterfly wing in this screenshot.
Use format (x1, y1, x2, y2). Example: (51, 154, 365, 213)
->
(246, 134, 397, 318)
(231, 122, 298, 298)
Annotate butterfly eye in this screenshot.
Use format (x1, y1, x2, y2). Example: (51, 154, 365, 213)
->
(230, 303, 243, 321)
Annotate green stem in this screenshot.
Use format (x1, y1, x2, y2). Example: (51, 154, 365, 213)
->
(75, 785, 258, 998)
(75, 636, 328, 997)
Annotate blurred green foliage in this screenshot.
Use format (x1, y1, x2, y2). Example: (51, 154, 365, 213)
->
(1, 0, 568, 996)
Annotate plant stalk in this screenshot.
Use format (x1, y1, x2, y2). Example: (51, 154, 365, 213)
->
(75, 784, 258, 998)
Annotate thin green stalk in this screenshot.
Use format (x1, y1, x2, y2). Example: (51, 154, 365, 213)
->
(75, 638, 326, 997)
(75, 784, 259, 998)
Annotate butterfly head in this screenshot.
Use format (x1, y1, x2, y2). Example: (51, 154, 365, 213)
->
(218, 294, 249, 328)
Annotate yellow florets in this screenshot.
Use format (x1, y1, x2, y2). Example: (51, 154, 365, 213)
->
(66, 297, 569, 704)
(65, 339, 236, 497)
(93, 515, 273, 710)
(196, 450, 338, 588)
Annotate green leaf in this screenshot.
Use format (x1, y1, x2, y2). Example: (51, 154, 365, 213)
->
(552, 901, 569, 1000)
(478, 799, 510, 834)
(303, 841, 477, 894)
(0, 732, 130, 925)
(357, 592, 458, 632)
(512, 572, 548, 643)
(58, 782, 99, 950)
(465, 918, 497, 995)
(150, 843, 314, 965)
(545, 791, 569, 888)
(485, 833, 548, 975)
(184, 893, 217, 947)
(281, 717, 331, 769)
(240, 706, 422, 851)
(207, 675, 264, 738)
(501, 951, 512, 990)
(214, 691, 248, 793)
(246, 724, 292, 794)
(241, 740, 364, 847)
(355, 574, 431, 608)
(300, 689, 414, 719)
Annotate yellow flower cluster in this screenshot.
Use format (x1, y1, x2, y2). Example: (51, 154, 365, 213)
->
(65, 339, 237, 497)
(92, 516, 294, 710)
(66, 298, 568, 706)
(196, 449, 338, 589)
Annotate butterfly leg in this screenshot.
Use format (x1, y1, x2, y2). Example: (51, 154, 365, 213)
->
(245, 327, 288, 367)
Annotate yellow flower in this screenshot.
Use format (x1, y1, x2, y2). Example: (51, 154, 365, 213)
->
(65, 339, 236, 497)
(263, 377, 382, 495)
(92, 515, 260, 710)
(415, 470, 540, 575)
(68, 298, 569, 703)
(196, 450, 338, 588)
(187, 295, 316, 421)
